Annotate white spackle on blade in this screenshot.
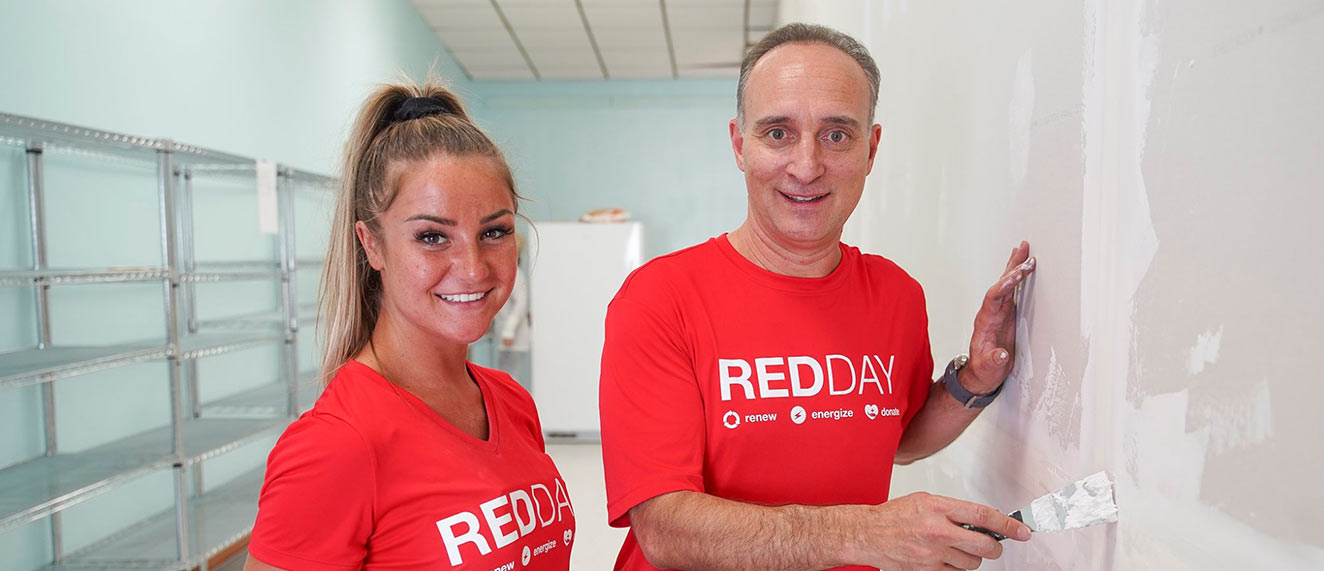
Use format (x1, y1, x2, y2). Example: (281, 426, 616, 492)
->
(1186, 325, 1223, 375)
(1029, 471, 1119, 532)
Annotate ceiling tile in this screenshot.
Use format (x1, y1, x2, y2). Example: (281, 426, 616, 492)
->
(590, 26, 667, 49)
(582, 4, 662, 28)
(672, 36, 743, 65)
(664, 4, 742, 28)
(528, 47, 599, 68)
(512, 26, 593, 49)
(601, 48, 672, 69)
(499, 4, 583, 28)
(450, 48, 529, 68)
(435, 27, 517, 50)
(748, 1, 778, 27)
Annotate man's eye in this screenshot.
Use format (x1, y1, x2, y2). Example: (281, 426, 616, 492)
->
(827, 130, 848, 143)
(768, 128, 788, 141)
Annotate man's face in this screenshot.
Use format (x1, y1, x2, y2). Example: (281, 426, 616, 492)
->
(730, 42, 881, 247)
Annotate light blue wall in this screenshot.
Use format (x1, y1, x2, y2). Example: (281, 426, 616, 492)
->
(0, 0, 468, 173)
(470, 80, 749, 259)
(0, 1, 463, 567)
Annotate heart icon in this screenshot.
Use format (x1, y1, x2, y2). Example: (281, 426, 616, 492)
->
(864, 404, 879, 419)
(563, 529, 574, 546)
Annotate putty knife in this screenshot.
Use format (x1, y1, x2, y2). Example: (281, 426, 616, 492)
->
(961, 471, 1119, 540)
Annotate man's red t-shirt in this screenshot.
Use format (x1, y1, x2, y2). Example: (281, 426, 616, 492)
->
(249, 360, 575, 570)
(600, 235, 933, 571)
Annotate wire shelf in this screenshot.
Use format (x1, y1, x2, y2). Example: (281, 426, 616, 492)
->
(0, 344, 169, 391)
(201, 373, 322, 418)
(181, 261, 281, 283)
(0, 267, 168, 287)
(43, 467, 266, 571)
(0, 418, 282, 535)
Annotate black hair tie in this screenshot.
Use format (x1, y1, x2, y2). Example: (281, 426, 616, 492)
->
(393, 97, 453, 122)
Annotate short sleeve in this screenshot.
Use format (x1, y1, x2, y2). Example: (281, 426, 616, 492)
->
(248, 414, 375, 570)
(599, 296, 706, 528)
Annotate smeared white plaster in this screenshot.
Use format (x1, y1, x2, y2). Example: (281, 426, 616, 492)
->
(1118, 390, 1320, 568)
(1200, 379, 1273, 455)
(1185, 325, 1223, 375)
(1009, 49, 1035, 188)
(1007, 315, 1034, 386)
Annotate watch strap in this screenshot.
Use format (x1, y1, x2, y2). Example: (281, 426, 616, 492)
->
(942, 354, 1004, 408)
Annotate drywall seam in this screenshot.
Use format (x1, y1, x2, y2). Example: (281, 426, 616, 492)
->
(1080, 0, 1162, 565)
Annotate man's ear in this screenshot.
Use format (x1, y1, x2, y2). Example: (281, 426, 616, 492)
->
(865, 123, 882, 173)
(729, 118, 746, 172)
(355, 220, 385, 271)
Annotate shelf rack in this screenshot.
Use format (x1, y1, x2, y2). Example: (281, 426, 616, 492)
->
(0, 111, 334, 570)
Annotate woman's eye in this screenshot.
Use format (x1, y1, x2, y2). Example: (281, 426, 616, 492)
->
(416, 232, 447, 246)
(482, 227, 511, 241)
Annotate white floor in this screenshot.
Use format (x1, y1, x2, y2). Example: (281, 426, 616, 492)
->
(547, 442, 628, 570)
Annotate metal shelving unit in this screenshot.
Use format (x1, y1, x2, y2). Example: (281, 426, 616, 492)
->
(0, 112, 334, 570)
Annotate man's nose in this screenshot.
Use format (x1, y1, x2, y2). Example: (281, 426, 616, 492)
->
(785, 138, 825, 183)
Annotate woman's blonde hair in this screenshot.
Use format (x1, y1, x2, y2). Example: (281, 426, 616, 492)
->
(318, 78, 517, 382)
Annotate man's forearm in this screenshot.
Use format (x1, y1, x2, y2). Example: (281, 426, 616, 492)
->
(894, 373, 985, 464)
(630, 490, 863, 571)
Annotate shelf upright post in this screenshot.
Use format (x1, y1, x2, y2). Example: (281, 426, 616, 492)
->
(157, 141, 191, 564)
(27, 140, 64, 562)
(180, 166, 205, 498)
(277, 168, 299, 417)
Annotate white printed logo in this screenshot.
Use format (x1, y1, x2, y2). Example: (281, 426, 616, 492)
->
(723, 410, 741, 429)
(521, 546, 531, 566)
(864, 404, 879, 419)
(790, 406, 807, 425)
(563, 529, 573, 546)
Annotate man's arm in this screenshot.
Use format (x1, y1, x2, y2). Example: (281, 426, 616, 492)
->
(896, 242, 1036, 464)
(630, 489, 1028, 571)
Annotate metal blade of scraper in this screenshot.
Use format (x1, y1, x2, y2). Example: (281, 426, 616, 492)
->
(962, 471, 1119, 540)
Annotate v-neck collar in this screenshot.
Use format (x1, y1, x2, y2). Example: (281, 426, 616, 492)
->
(346, 359, 502, 454)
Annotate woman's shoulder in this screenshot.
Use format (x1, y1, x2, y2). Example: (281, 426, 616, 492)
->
(470, 362, 534, 410)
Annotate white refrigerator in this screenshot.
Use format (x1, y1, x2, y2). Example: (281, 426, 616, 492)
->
(528, 221, 644, 439)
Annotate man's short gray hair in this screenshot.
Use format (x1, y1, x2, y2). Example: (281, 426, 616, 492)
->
(736, 23, 881, 127)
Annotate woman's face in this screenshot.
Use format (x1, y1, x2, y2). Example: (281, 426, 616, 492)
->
(356, 154, 517, 346)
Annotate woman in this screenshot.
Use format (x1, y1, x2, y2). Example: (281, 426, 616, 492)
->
(245, 81, 574, 570)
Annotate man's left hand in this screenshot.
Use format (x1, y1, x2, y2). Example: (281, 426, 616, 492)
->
(962, 241, 1035, 393)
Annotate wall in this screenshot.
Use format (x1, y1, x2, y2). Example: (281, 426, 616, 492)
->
(0, 1, 457, 567)
(470, 79, 748, 260)
(781, 0, 1324, 568)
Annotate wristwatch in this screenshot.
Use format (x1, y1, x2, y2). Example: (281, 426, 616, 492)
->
(941, 354, 1004, 408)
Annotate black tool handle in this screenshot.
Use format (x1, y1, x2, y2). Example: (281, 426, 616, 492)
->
(959, 523, 1008, 541)
(959, 510, 1025, 541)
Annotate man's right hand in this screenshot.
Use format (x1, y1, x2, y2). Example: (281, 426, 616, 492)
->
(857, 492, 1031, 570)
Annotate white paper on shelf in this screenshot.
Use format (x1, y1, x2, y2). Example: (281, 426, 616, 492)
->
(256, 159, 278, 234)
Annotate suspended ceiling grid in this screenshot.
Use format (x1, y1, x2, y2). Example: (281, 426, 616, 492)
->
(411, 0, 779, 80)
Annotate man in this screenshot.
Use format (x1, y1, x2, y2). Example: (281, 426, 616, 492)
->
(599, 23, 1036, 571)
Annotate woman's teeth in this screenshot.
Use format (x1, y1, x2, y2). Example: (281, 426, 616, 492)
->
(439, 292, 486, 303)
